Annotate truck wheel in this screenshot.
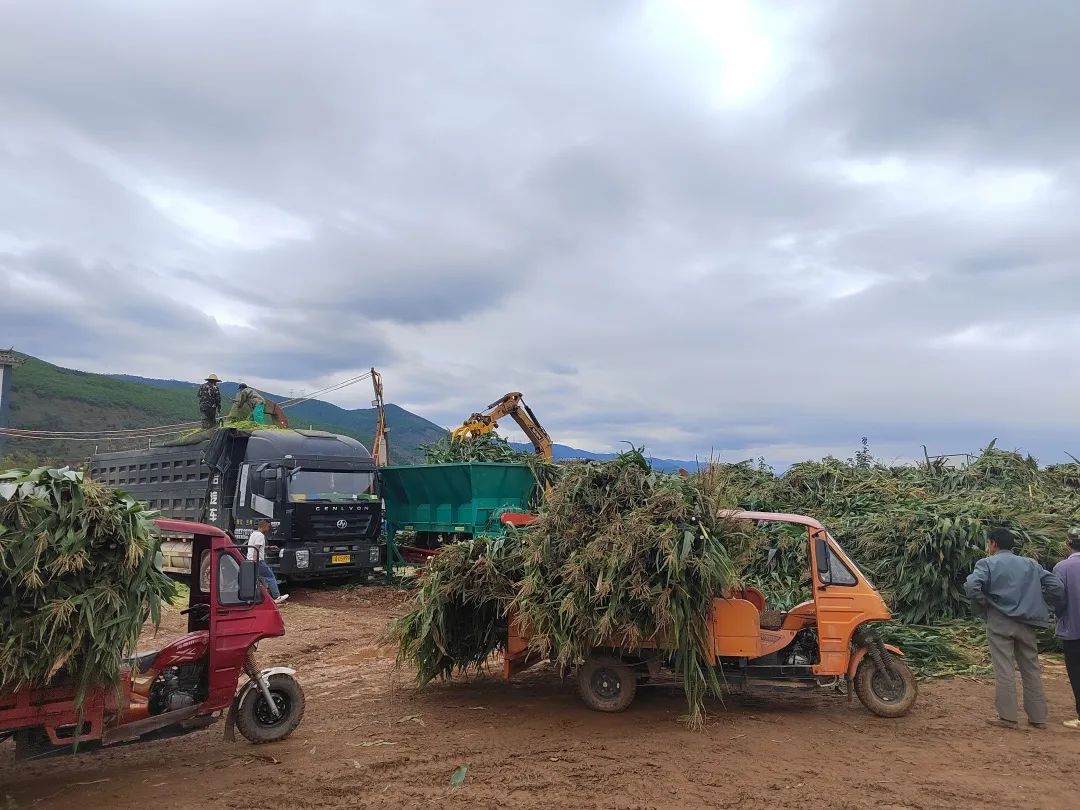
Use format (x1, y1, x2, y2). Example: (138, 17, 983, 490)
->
(855, 653, 917, 718)
(236, 674, 306, 743)
(576, 656, 637, 713)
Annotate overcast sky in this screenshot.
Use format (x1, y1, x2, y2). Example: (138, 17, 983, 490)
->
(2, 1, 1078, 466)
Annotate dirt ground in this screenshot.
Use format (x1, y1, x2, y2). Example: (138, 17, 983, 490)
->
(2, 586, 1078, 809)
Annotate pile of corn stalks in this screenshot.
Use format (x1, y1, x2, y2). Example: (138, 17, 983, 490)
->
(392, 448, 741, 726)
(421, 433, 531, 464)
(879, 621, 990, 677)
(0, 468, 175, 702)
(166, 420, 288, 447)
(392, 535, 522, 684)
(421, 432, 560, 500)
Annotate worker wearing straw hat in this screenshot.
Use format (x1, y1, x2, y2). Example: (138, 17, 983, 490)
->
(1054, 528, 1080, 730)
(197, 374, 222, 428)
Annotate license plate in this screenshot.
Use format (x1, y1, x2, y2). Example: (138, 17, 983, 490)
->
(330, 554, 352, 565)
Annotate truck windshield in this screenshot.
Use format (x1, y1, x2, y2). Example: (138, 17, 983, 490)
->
(287, 469, 375, 502)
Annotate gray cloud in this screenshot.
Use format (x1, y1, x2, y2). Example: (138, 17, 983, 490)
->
(2, 1, 1079, 466)
(809, 1, 1080, 164)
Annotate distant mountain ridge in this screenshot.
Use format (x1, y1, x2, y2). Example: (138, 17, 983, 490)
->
(3, 354, 700, 472)
(3, 355, 444, 464)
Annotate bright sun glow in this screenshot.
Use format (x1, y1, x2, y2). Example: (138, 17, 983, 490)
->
(641, 0, 787, 107)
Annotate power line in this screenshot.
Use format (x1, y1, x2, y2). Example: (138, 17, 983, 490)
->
(0, 421, 201, 437)
(0, 427, 192, 442)
(279, 372, 371, 408)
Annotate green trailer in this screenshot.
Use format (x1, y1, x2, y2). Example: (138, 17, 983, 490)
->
(380, 462, 538, 572)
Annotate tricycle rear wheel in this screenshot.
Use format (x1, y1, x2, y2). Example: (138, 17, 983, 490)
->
(576, 656, 637, 713)
(236, 673, 306, 743)
(855, 653, 917, 718)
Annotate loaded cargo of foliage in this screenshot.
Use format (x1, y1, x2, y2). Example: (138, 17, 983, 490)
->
(0, 467, 176, 703)
(419, 432, 560, 498)
(393, 448, 743, 726)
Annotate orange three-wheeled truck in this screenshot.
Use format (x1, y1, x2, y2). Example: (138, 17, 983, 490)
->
(504, 510, 918, 718)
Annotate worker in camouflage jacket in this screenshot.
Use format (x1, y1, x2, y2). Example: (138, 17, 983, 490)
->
(197, 374, 221, 428)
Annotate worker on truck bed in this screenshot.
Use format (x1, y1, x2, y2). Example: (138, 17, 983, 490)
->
(248, 519, 287, 605)
(197, 374, 221, 428)
(228, 383, 267, 422)
(964, 526, 1064, 730)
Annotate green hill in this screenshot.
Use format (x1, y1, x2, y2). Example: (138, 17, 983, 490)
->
(1, 354, 447, 467)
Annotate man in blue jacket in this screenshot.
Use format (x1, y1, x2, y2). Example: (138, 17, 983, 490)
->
(964, 526, 1065, 729)
(1054, 528, 1080, 730)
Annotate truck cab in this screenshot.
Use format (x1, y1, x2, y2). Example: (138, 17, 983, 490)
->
(226, 431, 382, 579)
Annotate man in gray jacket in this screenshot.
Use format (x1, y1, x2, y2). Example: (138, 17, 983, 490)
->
(965, 527, 1065, 729)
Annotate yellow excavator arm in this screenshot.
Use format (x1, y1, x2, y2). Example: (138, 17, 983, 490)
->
(450, 392, 553, 462)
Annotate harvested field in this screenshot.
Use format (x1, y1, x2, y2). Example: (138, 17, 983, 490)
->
(2, 585, 1078, 809)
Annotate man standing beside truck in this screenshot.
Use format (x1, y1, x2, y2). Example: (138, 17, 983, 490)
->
(964, 527, 1064, 729)
(249, 518, 288, 605)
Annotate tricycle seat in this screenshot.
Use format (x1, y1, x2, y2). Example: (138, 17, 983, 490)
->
(759, 609, 786, 631)
(127, 651, 158, 674)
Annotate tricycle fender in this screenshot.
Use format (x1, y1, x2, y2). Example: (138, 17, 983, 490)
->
(223, 666, 297, 742)
(846, 643, 903, 682)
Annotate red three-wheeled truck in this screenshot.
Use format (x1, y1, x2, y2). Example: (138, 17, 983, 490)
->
(0, 519, 305, 759)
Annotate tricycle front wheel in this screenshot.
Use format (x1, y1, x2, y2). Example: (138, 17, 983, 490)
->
(576, 656, 637, 713)
(855, 653, 917, 718)
(236, 673, 306, 743)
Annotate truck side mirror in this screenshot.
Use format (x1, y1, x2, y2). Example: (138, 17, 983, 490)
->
(814, 537, 830, 575)
(238, 559, 259, 603)
(262, 478, 281, 499)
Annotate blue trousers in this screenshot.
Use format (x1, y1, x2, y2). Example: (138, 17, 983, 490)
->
(258, 560, 281, 599)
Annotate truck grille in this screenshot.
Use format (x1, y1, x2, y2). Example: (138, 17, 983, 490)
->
(295, 503, 380, 541)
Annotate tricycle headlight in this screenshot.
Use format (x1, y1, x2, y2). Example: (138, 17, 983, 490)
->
(295, 549, 310, 569)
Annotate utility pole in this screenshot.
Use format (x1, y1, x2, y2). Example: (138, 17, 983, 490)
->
(371, 368, 390, 466)
(0, 349, 24, 458)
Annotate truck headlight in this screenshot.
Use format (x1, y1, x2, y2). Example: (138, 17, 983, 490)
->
(368, 546, 380, 563)
(295, 549, 310, 569)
